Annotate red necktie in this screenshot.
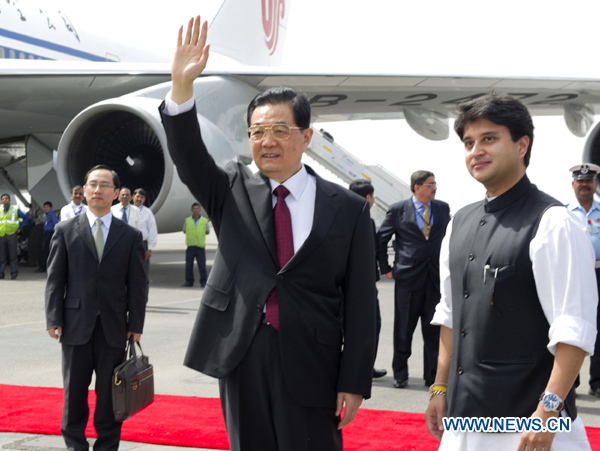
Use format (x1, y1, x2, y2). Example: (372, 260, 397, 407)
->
(265, 185, 294, 330)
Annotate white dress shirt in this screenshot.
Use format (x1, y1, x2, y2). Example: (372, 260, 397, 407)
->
(111, 203, 141, 230)
(432, 205, 598, 450)
(138, 205, 158, 250)
(60, 201, 87, 222)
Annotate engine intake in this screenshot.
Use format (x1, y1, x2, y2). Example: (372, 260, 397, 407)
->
(56, 96, 172, 212)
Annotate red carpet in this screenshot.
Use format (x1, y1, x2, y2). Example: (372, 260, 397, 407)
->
(0, 384, 598, 450)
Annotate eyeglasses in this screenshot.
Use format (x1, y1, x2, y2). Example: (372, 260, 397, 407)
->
(422, 182, 437, 188)
(85, 182, 115, 190)
(246, 124, 303, 141)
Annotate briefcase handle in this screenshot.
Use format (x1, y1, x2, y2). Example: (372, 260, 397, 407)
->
(124, 335, 146, 360)
(115, 336, 147, 386)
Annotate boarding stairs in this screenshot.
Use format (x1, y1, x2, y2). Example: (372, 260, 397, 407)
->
(306, 127, 412, 225)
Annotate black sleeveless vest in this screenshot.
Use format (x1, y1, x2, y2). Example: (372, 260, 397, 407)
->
(446, 175, 576, 419)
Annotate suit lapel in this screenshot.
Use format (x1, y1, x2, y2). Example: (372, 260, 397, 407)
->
(408, 200, 426, 240)
(103, 219, 125, 260)
(428, 201, 444, 237)
(75, 214, 99, 261)
(244, 172, 278, 265)
(283, 171, 340, 272)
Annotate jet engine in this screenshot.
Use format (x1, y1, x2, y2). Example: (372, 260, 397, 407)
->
(583, 121, 600, 195)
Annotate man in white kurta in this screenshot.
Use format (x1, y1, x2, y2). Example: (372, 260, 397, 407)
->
(425, 93, 597, 451)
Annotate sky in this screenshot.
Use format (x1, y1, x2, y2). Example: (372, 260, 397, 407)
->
(56, 0, 600, 213)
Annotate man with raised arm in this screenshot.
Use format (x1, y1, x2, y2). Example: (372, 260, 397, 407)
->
(158, 17, 376, 451)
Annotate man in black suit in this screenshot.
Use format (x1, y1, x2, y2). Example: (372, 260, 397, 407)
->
(159, 17, 376, 451)
(45, 164, 147, 451)
(348, 179, 387, 379)
(377, 170, 450, 389)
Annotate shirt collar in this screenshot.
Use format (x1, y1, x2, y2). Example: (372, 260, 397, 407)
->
(412, 195, 429, 210)
(268, 164, 309, 201)
(86, 209, 112, 230)
(567, 198, 600, 213)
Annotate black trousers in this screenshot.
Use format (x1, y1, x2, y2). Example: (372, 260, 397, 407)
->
(0, 233, 18, 277)
(61, 316, 125, 451)
(185, 246, 207, 285)
(219, 324, 342, 451)
(39, 230, 54, 269)
(392, 276, 440, 383)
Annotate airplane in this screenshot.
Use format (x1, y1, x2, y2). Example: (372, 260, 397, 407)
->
(2, 0, 600, 251)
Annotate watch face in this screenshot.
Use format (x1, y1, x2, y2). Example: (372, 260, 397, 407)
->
(543, 393, 561, 411)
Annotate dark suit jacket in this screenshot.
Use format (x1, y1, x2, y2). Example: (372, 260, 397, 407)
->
(377, 198, 450, 292)
(45, 214, 147, 349)
(160, 104, 376, 409)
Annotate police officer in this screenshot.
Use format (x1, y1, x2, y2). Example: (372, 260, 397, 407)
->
(566, 163, 600, 397)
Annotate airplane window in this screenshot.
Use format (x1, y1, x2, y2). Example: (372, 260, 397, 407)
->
(0, 47, 4, 58)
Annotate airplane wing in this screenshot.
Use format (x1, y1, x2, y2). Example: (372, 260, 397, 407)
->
(3, 59, 600, 233)
(226, 69, 600, 139)
(4, 59, 600, 139)
(0, 60, 171, 139)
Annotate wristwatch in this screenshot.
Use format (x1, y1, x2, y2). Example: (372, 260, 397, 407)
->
(539, 391, 564, 412)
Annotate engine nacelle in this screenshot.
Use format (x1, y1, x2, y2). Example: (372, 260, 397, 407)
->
(582, 121, 600, 195)
(56, 94, 237, 232)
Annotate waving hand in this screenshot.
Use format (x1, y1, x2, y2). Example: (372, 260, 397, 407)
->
(171, 16, 210, 105)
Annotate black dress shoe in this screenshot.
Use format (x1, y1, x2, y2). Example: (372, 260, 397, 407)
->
(589, 388, 600, 398)
(373, 368, 387, 378)
(424, 380, 435, 387)
(34, 267, 46, 273)
(394, 379, 408, 389)
(200, 282, 206, 288)
(181, 281, 193, 287)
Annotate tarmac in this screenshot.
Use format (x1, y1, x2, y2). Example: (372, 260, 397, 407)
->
(1, 232, 600, 450)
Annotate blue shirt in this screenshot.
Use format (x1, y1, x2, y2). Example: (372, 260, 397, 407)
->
(566, 198, 600, 260)
(412, 195, 433, 232)
(44, 210, 59, 232)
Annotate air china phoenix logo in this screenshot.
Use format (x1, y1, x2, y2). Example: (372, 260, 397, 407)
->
(262, 0, 285, 55)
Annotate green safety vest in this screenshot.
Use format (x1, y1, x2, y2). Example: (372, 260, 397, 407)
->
(185, 216, 208, 248)
(0, 205, 19, 237)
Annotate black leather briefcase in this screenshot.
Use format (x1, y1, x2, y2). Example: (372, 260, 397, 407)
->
(112, 336, 154, 422)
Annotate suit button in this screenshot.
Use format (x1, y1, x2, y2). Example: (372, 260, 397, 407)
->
(468, 253, 474, 261)
(458, 367, 464, 375)
(256, 304, 261, 312)
(479, 219, 486, 226)
(463, 291, 469, 298)
(460, 329, 466, 337)
(277, 275, 284, 281)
